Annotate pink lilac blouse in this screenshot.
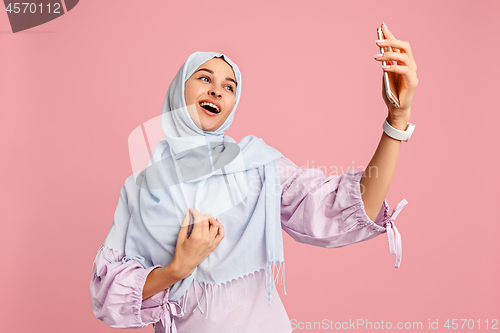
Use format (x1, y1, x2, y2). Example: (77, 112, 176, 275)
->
(90, 157, 407, 333)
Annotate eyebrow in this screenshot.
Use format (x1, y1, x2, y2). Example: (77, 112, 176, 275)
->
(194, 68, 237, 86)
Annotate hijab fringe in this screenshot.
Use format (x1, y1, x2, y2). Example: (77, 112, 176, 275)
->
(178, 261, 286, 318)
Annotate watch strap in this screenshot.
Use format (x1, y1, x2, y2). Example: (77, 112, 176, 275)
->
(383, 120, 415, 142)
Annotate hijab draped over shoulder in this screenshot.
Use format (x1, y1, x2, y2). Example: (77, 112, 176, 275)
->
(103, 52, 286, 309)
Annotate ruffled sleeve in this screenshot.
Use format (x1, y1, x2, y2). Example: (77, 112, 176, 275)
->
(90, 176, 185, 332)
(277, 157, 408, 267)
(90, 245, 185, 331)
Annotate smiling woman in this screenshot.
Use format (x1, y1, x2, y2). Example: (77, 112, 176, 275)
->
(91, 23, 417, 333)
(184, 57, 237, 132)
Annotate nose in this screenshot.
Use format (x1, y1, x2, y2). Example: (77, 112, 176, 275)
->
(208, 88, 222, 99)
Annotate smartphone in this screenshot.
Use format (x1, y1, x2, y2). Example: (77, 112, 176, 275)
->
(377, 28, 400, 108)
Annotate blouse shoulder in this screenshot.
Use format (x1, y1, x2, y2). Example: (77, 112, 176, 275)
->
(276, 157, 301, 187)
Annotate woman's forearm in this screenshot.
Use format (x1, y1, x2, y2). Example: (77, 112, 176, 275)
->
(142, 263, 185, 301)
(360, 115, 409, 221)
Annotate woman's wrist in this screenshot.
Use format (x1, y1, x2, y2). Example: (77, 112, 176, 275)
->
(143, 264, 185, 301)
(386, 112, 411, 131)
(166, 259, 192, 281)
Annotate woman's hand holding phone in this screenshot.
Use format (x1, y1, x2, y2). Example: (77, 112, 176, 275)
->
(374, 23, 418, 130)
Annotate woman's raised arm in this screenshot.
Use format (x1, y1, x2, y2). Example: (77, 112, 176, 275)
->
(360, 22, 418, 220)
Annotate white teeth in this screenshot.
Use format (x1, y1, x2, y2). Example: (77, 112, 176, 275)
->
(200, 102, 220, 113)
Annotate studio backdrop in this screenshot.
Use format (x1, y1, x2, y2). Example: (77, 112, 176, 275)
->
(1, 1, 499, 332)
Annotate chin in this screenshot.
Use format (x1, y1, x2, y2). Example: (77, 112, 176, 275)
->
(201, 123, 218, 132)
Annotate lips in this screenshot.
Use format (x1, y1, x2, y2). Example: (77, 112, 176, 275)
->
(199, 104, 219, 117)
(199, 100, 221, 114)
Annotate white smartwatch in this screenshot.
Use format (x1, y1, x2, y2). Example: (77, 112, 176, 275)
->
(383, 120, 415, 142)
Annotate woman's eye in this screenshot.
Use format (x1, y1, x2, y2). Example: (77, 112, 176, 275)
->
(199, 76, 233, 92)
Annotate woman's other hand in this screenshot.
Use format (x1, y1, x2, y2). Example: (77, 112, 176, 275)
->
(170, 208, 225, 279)
(374, 22, 418, 128)
(142, 208, 224, 300)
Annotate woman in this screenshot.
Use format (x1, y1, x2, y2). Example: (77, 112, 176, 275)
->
(91, 22, 417, 333)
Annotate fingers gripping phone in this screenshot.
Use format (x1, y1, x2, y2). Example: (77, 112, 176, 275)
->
(377, 28, 400, 108)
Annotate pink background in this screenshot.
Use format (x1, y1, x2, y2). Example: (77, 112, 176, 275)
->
(1, 1, 499, 332)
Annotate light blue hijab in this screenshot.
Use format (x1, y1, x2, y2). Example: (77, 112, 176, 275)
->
(103, 52, 286, 313)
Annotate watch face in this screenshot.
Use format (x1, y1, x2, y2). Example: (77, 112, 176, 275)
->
(405, 123, 416, 142)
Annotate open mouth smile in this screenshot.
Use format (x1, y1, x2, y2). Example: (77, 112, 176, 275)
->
(199, 101, 221, 114)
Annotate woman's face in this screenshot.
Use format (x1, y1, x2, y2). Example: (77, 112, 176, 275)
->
(184, 57, 237, 132)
